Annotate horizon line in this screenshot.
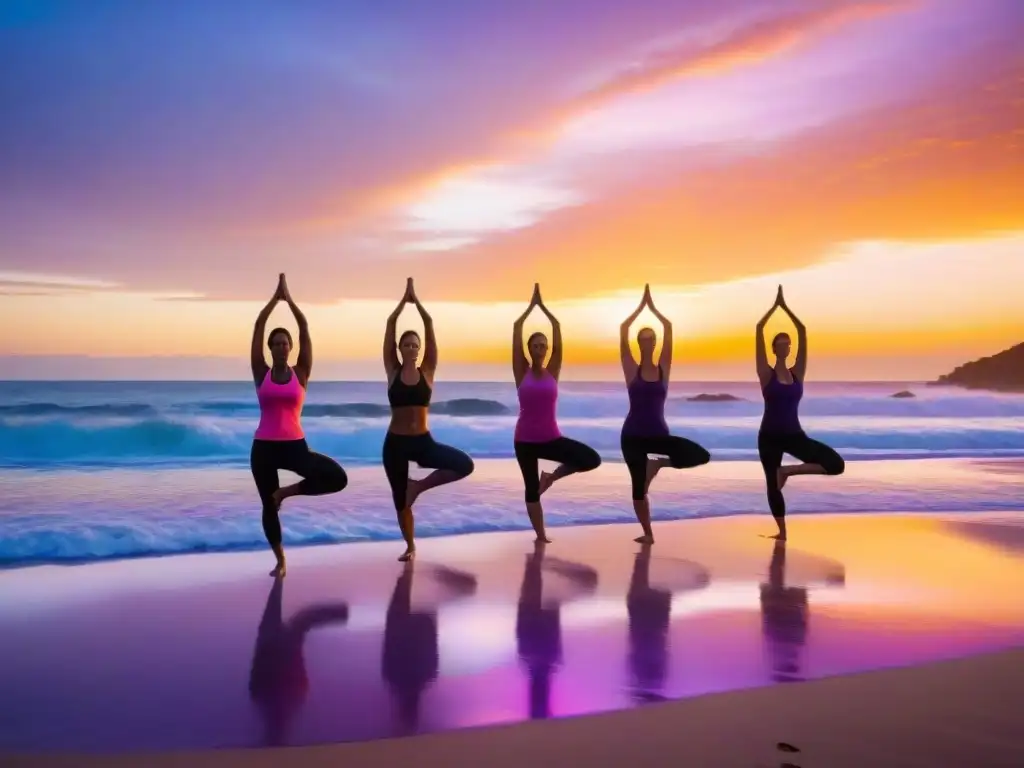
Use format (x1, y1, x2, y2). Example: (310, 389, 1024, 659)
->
(0, 377, 942, 385)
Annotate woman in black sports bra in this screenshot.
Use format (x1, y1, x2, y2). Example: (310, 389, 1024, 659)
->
(382, 278, 475, 561)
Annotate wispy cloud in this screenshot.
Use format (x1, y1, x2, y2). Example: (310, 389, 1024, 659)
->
(400, 236, 481, 253)
(397, 168, 585, 251)
(149, 292, 214, 302)
(384, 0, 913, 255)
(565, 0, 910, 114)
(0, 271, 212, 302)
(0, 272, 120, 293)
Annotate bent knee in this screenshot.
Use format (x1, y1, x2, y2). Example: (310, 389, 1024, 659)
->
(827, 455, 846, 476)
(455, 454, 475, 478)
(582, 449, 602, 472)
(694, 447, 712, 466)
(332, 467, 349, 491)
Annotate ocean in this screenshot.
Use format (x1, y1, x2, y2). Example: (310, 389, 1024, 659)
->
(1, 379, 1022, 568)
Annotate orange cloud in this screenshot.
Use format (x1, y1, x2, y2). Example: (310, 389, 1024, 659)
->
(376, 55, 1024, 303)
(275, 2, 912, 242)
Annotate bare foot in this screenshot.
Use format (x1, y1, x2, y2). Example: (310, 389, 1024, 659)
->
(767, 532, 787, 541)
(634, 534, 654, 544)
(398, 548, 416, 562)
(538, 471, 555, 497)
(406, 478, 422, 508)
(269, 561, 287, 578)
(534, 535, 552, 544)
(776, 467, 789, 491)
(644, 459, 662, 495)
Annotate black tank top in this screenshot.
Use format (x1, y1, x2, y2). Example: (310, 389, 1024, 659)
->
(388, 368, 432, 408)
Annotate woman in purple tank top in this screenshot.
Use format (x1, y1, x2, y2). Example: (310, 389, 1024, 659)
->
(512, 284, 601, 542)
(619, 285, 710, 544)
(756, 286, 845, 541)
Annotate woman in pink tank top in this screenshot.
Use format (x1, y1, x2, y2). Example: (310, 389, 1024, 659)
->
(512, 284, 601, 542)
(250, 274, 348, 578)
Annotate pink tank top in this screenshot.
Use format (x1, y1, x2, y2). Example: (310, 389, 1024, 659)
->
(515, 371, 561, 443)
(254, 368, 305, 441)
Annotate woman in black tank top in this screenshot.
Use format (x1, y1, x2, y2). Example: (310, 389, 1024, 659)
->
(381, 278, 475, 561)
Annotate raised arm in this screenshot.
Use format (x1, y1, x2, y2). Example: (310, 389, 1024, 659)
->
(383, 282, 409, 381)
(778, 289, 807, 381)
(646, 285, 673, 382)
(537, 287, 563, 380)
(278, 274, 312, 387)
(408, 279, 437, 381)
(755, 287, 782, 388)
(512, 285, 540, 388)
(251, 283, 281, 386)
(619, 295, 647, 385)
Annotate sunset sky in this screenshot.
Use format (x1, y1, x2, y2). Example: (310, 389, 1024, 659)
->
(1, 0, 1022, 380)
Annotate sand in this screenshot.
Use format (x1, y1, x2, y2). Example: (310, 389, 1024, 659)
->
(1, 512, 1022, 766)
(8, 649, 1020, 768)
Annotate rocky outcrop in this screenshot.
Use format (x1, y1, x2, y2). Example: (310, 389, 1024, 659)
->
(686, 393, 743, 403)
(929, 342, 1024, 393)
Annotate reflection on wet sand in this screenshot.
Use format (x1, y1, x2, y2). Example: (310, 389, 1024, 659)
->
(626, 543, 711, 703)
(942, 519, 1024, 557)
(248, 577, 350, 746)
(2, 513, 1022, 754)
(516, 541, 599, 719)
(383, 561, 478, 734)
(760, 539, 845, 684)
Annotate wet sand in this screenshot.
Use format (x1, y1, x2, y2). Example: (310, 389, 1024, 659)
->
(1, 511, 1022, 765)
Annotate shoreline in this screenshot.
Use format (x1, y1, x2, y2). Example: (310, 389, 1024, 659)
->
(2, 457, 1023, 571)
(3, 509, 1023, 598)
(3, 507, 1024, 573)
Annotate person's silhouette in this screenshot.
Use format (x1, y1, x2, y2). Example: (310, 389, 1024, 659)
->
(626, 543, 673, 702)
(248, 577, 350, 746)
(759, 538, 809, 683)
(381, 560, 477, 734)
(515, 541, 599, 719)
(759, 538, 845, 684)
(625, 543, 712, 703)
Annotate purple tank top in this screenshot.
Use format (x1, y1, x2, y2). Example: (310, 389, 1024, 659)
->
(760, 370, 803, 435)
(515, 371, 561, 443)
(622, 367, 669, 437)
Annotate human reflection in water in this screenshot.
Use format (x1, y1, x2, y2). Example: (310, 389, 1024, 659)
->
(759, 538, 844, 683)
(626, 543, 711, 703)
(248, 577, 350, 747)
(516, 540, 599, 719)
(382, 560, 478, 735)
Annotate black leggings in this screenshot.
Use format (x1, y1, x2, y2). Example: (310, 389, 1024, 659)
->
(757, 431, 845, 519)
(250, 439, 349, 547)
(514, 437, 602, 503)
(620, 434, 711, 501)
(382, 432, 475, 511)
